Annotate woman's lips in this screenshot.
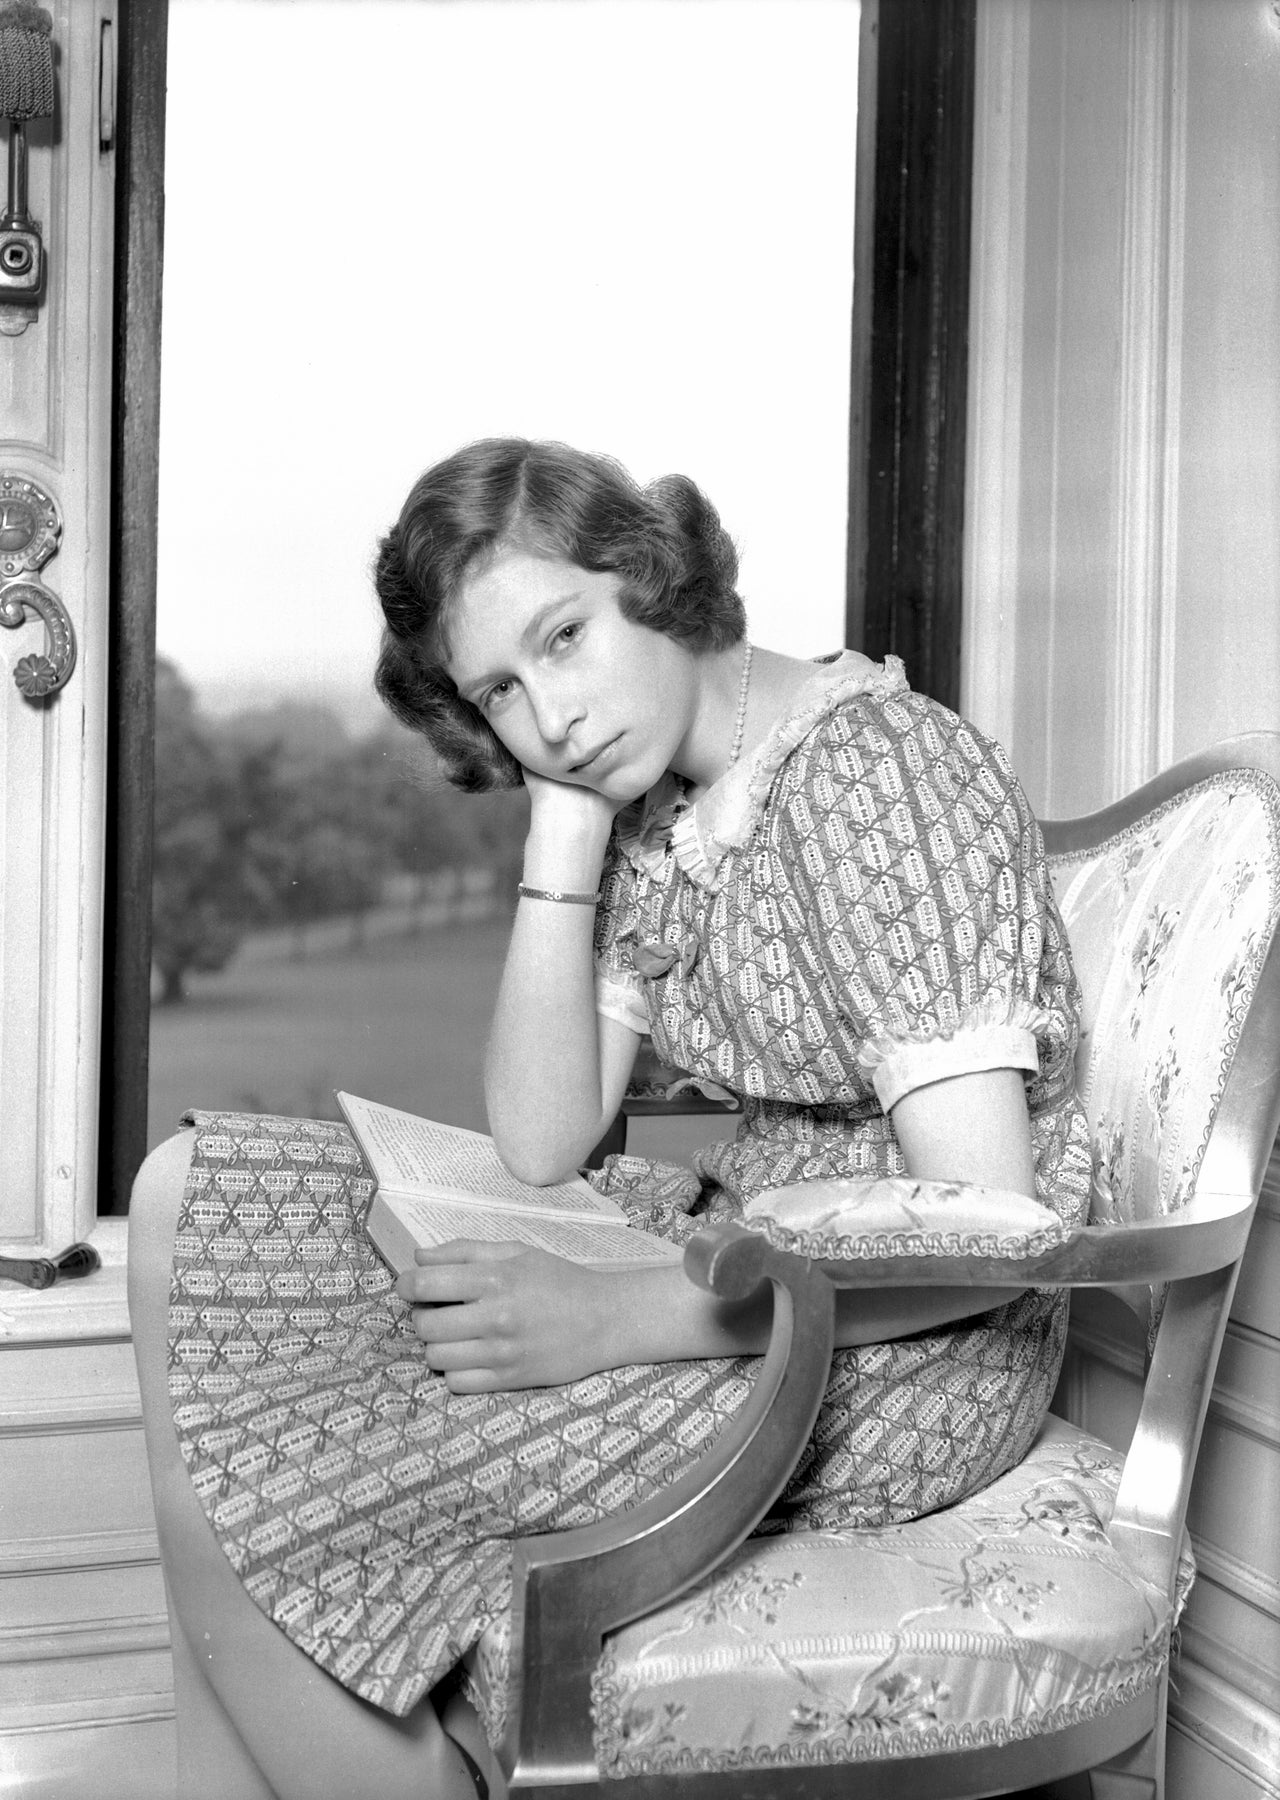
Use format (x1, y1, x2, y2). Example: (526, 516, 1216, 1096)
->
(572, 735, 621, 775)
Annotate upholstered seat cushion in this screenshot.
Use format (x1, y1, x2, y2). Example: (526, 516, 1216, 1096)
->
(464, 1413, 1193, 1779)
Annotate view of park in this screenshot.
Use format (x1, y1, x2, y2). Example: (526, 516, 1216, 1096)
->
(144, 659, 525, 1148)
(144, 661, 738, 1165)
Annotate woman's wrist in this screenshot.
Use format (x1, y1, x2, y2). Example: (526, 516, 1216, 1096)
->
(520, 840, 608, 892)
(522, 789, 613, 888)
(594, 1263, 774, 1368)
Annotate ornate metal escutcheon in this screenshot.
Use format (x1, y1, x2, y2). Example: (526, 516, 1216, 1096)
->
(0, 472, 75, 699)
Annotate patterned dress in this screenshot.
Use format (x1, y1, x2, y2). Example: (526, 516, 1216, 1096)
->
(167, 652, 1092, 1719)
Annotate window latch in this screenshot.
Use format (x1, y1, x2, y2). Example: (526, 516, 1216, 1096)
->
(0, 1243, 101, 1290)
(0, 2, 55, 329)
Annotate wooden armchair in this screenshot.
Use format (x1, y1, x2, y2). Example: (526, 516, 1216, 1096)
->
(129, 734, 1280, 1800)
(469, 733, 1280, 1798)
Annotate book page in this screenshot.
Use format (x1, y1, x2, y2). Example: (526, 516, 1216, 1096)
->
(375, 1191, 683, 1267)
(336, 1092, 622, 1219)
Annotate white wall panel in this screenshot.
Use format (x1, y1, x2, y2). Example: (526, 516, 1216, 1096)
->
(970, 6, 1280, 1794)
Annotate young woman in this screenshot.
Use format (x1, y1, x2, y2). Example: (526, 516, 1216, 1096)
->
(130, 438, 1091, 1798)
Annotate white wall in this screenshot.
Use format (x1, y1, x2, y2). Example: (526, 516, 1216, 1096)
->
(965, 0, 1280, 822)
(966, 5, 1280, 1796)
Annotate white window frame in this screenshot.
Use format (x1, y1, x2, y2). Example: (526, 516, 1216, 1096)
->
(0, 0, 117, 1279)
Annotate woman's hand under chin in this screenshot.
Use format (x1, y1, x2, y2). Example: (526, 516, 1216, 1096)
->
(523, 766, 628, 825)
(521, 769, 629, 877)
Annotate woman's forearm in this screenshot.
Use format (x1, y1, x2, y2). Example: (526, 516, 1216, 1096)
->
(484, 786, 632, 1183)
(486, 903, 615, 1182)
(594, 1264, 1013, 1369)
(402, 1248, 1019, 1393)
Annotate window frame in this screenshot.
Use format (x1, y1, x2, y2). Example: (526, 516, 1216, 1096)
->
(99, 0, 976, 1211)
(99, 0, 168, 1213)
(847, 0, 976, 712)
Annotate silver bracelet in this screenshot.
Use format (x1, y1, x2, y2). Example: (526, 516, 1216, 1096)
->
(517, 883, 600, 906)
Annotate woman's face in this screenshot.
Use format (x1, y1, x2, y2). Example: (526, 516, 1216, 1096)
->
(445, 548, 701, 803)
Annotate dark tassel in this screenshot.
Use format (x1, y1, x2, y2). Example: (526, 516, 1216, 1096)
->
(0, 4, 54, 122)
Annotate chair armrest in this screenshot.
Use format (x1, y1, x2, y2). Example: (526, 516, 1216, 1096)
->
(621, 1090, 742, 1116)
(740, 1184, 1257, 1604)
(501, 1231, 834, 1791)
(743, 1185, 1257, 1293)
(500, 1184, 1257, 1790)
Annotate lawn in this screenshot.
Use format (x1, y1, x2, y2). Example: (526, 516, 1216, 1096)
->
(146, 918, 511, 1151)
(146, 918, 737, 1166)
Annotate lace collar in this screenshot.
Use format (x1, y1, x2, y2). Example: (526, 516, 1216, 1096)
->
(616, 650, 909, 889)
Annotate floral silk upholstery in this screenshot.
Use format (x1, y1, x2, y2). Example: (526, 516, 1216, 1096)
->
(459, 767, 1280, 1776)
(1048, 771, 1280, 1226)
(465, 1416, 1195, 1777)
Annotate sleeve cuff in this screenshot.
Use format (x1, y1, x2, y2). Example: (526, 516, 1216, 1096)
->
(861, 1022, 1041, 1113)
(595, 967, 650, 1038)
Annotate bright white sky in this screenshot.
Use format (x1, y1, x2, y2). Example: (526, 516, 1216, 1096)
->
(158, 0, 859, 728)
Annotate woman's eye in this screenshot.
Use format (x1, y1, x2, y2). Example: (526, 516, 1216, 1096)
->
(552, 622, 581, 649)
(482, 679, 515, 712)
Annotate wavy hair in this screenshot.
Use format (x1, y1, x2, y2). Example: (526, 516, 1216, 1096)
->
(373, 438, 745, 790)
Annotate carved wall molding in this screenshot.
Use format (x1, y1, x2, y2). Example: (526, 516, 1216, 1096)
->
(1169, 1654, 1280, 1797)
(961, 0, 1030, 757)
(965, 0, 1192, 815)
(1109, 0, 1189, 797)
(1187, 1538, 1280, 1628)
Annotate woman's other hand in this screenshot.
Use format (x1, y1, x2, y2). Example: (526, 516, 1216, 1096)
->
(397, 1240, 614, 1391)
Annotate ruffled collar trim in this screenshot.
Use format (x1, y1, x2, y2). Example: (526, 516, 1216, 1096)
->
(616, 650, 909, 888)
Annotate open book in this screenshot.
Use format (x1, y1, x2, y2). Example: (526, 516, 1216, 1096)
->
(336, 1092, 684, 1273)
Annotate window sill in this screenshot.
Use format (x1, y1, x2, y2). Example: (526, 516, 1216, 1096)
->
(0, 1218, 131, 1345)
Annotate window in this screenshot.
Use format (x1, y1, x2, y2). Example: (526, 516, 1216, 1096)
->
(76, 0, 975, 1227)
(142, 0, 861, 1167)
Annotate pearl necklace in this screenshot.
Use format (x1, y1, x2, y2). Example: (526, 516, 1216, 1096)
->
(727, 641, 754, 770)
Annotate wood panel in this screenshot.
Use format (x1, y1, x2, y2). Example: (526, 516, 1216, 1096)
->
(0, 1236, 175, 1797)
(0, 6, 170, 1782)
(968, 4, 1280, 1794)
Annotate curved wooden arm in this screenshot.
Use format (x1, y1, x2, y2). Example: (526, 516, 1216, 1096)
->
(501, 1232, 835, 1793)
(1107, 1259, 1241, 1599)
(717, 1191, 1258, 1629)
(500, 1186, 1259, 1792)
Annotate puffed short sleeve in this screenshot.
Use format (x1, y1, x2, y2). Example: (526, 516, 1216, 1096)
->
(774, 694, 1060, 1112)
(593, 837, 650, 1038)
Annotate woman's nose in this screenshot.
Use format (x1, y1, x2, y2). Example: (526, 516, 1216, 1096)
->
(526, 679, 583, 745)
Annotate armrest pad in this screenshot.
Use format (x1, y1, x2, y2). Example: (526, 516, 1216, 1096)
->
(708, 1183, 1259, 1290)
(743, 1174, 1067, 1260)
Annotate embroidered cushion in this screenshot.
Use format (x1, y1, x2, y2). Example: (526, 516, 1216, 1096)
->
(464, 1414, 1194, 1777)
